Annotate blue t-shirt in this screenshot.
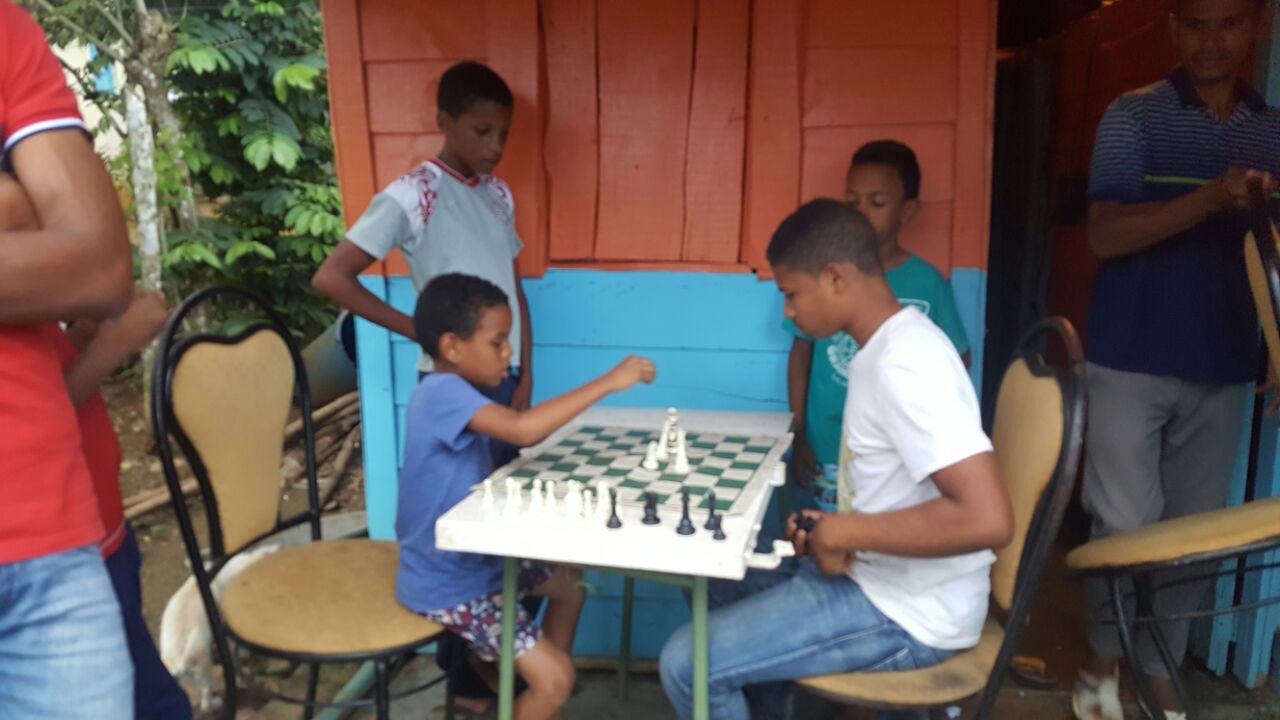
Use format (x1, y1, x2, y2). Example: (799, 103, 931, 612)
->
(395, 373, 500, 612)
(1086, 69, 1280, 384)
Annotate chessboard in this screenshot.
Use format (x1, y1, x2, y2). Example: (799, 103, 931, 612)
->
(490, 423, 791, 515)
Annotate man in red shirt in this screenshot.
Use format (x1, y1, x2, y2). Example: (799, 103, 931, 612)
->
(0, 2, 135, 717)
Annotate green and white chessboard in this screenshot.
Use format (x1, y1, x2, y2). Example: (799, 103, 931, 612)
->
(490, 424, 791, 515)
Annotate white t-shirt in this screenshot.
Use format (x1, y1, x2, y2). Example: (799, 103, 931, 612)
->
(838, 307, 994, 649)
(347, 159, 524, 372)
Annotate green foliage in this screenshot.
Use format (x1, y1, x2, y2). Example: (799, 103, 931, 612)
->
(166, 0, 342, 338)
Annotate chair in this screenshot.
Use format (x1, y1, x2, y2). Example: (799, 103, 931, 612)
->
(1066, 186, 1280, 720)
(796, 316, 1087, 718)
(152, 287, 447, 719)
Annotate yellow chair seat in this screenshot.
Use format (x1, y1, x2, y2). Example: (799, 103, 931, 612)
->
(1067, 497, 1280, 572)
(797, 618, 1004, 707)
(221, 539, 444, 657)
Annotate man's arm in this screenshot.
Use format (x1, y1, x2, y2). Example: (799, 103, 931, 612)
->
(312, 240, 416, 340)
(796, 452, 1013, 575)
(512, 260, 534, 410)
(0, 131, 132, 322)
(63, 292, 169, 407)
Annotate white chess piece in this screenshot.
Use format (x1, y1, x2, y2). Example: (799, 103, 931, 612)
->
(566, 481, 583, 517)
(672, 430, 691, 474)
(546, 480, 559, 513)
(595, 480, 612, 520)
(581, 489, 595, 519)
(503, 478, 522, 517)
(642, 441, 660, 470)
(482, 478, 495, 511)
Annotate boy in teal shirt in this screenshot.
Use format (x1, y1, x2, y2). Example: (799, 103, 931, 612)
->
(787, 140, 970, 511)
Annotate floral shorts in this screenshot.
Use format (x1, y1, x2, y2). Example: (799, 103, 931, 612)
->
(420, 560, 556, 662)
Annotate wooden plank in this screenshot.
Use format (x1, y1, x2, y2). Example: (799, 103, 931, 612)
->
(359, 0, 486, 62)
(803, 47, 958, 128)
(805, 0, 958, 49)
(800, 125, 957, 204)
(542, 0, 598, 261)
(951, 0, 996, 271)
(594, 0, 696, 261)
(486, 0, 546, 277)
(743, 0, 803, 271)
(683, 0, 750, 263)
(320, 0, 377, 231)
(365, 60, 456, 134)
(354, 276, 398, 540)
(372, 133, 445, 188)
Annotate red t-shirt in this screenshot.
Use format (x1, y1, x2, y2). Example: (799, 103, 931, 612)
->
(0, 2, 102, 563)
(43, 327, 127, 557)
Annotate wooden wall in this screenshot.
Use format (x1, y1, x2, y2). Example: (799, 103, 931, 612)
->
(322, 0, 996, 279)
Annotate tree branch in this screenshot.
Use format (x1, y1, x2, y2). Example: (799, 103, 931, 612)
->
(26, 0, 127, 65)
(93, 2, 135, 49)
(57, 55, 127, 139)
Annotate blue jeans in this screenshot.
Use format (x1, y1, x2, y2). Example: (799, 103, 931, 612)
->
(659, 558, 952, 720)
(0, 544, 133, 719)
(105, 527, 192, 720)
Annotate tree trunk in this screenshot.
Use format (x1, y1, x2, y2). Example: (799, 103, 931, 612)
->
(124, 85, 162, 416)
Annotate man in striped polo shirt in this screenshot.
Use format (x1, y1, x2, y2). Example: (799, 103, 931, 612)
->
(1074, 2, 1278, 719)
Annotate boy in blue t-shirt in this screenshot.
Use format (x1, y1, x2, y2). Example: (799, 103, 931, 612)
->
(397, 273, 655, 720)
(787, 140, 970, 512)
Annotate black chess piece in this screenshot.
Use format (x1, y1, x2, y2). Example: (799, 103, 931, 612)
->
(642, 491, 661, 525)
(676, 488, 696, 535)
(704, 491, 719, 530)
(712, 518, 726, 541)
(606, 488, 622, 529)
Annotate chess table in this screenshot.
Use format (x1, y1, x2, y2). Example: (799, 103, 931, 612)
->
(435, 407, 794, 720)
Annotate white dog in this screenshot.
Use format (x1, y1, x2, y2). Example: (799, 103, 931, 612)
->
(160, 544, 279, 712)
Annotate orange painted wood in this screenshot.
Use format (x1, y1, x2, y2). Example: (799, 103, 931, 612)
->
(899, 201, 954, 273)
(365, 60, 456, 134)
(551, 261, 753, 274)
(743, 0, 802, 271)
(542, 0, 598, 261)
(359, 0, 486, 62)
(950, 0, 995, 271)
(594, 0, 696, 262)
(486, 0, 546, 277)
(806, 0, 958, 49)
(372, 133, 445, 188)
(803, 47, 958, 128)
(800, 125, 957, 205)
(683, 0, 750, 263)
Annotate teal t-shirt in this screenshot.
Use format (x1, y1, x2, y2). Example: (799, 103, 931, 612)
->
(785, 254, 971, 465)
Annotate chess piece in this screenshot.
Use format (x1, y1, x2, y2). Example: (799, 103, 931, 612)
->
(545, 480, 559, 513)
(595, 481, 612, 520)
(704, 491, 718, 530)
(581, 488, 594, 519)
(671, 430, 690, 474)
(676, 488, 695, 535)
(642, 441, 661, 470)
(482, 478, 495, 509)
(503, 478, 522, 517)
(642, 491, 661, 525)
(712, 518, 726, 541)
(606, 487, 622, 529)
(566, 481, 583, 517)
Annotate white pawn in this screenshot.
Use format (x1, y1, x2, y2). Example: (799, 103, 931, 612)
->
(672, 430, 691, 474)
(581, 489, 595, 519)
(642, 441, 660, 470)
(482, 478, 496, 511)
(566, 481, 583, 517)
(545, 480, 559, 513)
(503, 478, 522, 517)
(527, 479, 542, 514)
(595, 480, 612, 520)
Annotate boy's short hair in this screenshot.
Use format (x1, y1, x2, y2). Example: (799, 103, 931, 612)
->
(851, 140, 922, 201)
(437, 61, 514, 117)
(767, 199, 882, 277)
(413, 273, 510, 359)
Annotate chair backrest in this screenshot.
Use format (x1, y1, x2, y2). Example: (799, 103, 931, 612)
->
(973, 317, 1085, 715)
(1244, 193, 1280, 385)
(152, 287, 322, 579)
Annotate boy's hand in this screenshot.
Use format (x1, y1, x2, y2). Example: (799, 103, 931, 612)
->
(605, 355, 656, 392)
(1218, 167, 1278, 210)
(94, 291, 170, 357)
(786, 510, 822, 555)
(791, 439, 818, 492)
(788, 510, 855, 576)
(0, 172, 39, 231)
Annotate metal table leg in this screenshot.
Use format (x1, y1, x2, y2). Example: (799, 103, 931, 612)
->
(693, 575, 709, 720)
(619, 576, 634, 700)
(498, 557, 518, 720)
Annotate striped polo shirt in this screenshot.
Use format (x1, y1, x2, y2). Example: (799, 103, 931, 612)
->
(1086, 69, 1280, 384)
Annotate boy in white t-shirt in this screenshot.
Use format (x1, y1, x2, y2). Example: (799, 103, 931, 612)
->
(659, 199, 1014, 720)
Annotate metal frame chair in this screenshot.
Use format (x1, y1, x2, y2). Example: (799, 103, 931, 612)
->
(152, 287, 448, 719)
(796, 316, 1087, 718)
(1066, 185, 1280, 720)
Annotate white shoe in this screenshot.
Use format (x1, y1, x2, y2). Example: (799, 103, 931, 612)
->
(1164, 712, 1187, 720)
(1072, 670, 1123, 720)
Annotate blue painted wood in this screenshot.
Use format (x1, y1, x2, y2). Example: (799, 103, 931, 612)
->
(355, 275, 400, 541)
(952, 269, 986, 396)
(358, 268, 989, 657)
(1232, 407, 1280, 688)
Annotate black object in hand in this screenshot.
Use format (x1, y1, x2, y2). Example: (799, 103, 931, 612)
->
(791, 512, 819, 534)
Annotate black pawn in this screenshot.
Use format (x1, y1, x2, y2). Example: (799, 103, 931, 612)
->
(606, 488, 622, 529)
(642, 491, 661, 525)
(712, 520, 726, 541)
(677, 488, 696, 535)
(704, 491, 719, 530)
